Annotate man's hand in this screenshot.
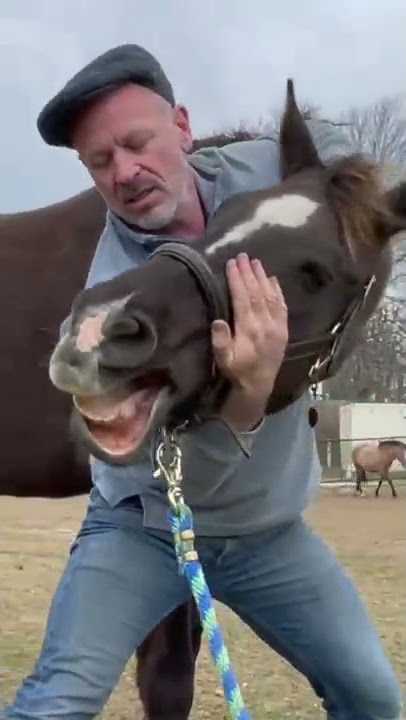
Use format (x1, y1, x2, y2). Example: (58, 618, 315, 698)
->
(211, 253, 288, 432)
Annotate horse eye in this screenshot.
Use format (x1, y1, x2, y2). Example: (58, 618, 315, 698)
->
(300, 261, 332, 292)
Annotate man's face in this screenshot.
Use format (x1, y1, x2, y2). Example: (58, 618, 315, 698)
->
(71, 84, 194, 229)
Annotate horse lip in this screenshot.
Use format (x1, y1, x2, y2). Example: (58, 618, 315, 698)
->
(69, 407, 131, 466)
(72, 394, 118, 423)
(70, 385, 173, 466)
(71, 369, 173, 424)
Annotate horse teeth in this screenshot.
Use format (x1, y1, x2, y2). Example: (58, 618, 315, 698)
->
(84, 412, 117, 423)
(73, 395, 118, 423)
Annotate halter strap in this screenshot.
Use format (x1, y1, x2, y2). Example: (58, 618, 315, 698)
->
(151, 242, 229, 323)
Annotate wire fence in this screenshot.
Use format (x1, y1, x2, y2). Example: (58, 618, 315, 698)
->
(316, 435, 406, 483)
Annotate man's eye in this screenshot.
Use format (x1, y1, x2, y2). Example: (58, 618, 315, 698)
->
(125, 140, 145, 153)
(89, 155, 111, 170)
(125, 133, 154, 153)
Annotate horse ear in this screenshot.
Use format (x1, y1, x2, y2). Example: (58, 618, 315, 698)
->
(279, 79, 324, 180)
(380, 181, 406, 238)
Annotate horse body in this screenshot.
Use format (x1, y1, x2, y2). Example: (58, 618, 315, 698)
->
(0, 188, 105, 497)
(352, 440, 406, 497)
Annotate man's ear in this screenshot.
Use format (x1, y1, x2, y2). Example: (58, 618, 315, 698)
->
(174, 105, 193, 153)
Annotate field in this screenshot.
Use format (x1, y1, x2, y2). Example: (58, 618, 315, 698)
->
(1, 486, 405, 719)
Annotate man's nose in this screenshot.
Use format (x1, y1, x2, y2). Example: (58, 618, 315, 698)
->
(114, 148, 141, 184)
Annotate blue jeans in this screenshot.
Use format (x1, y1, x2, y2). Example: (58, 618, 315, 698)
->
(3, 488, 402, 720)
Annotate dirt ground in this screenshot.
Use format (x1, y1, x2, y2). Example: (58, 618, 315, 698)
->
(1, 485, 405, 719)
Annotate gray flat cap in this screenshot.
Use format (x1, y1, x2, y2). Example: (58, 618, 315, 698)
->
(37, 44, 175, 148)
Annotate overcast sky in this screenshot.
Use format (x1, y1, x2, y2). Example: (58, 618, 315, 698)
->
(1, 0, 405, 213)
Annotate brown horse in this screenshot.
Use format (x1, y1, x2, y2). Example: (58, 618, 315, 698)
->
(352, 440, 406, 497)
(0, 188, 103, 498)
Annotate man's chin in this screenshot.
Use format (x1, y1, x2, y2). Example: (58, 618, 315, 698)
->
(121, 199, 178, 231)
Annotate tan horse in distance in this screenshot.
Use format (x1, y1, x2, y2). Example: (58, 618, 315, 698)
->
(351, 440, 406, 497)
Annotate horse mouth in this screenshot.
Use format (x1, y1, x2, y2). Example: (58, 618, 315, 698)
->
(72, 372, 170, 459)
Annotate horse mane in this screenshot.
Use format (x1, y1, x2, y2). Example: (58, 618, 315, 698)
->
(378, 440, 406, 449)
(324, 153, 397, 252)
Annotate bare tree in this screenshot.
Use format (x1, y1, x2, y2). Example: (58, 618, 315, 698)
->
(339, 95, 406, 168)
(325, 300, 406, 403)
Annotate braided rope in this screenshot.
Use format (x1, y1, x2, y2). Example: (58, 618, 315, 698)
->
(168, 501, 251, 720)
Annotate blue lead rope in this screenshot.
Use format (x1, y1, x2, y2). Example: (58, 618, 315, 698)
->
(168, 501, 251, 720)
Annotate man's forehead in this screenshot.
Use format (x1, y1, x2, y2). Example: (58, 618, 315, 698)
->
(104, 83, 172, 113)
(72, 84, 171, 146)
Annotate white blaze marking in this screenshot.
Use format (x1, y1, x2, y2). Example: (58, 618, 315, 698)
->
(205, 194, 320, 256)
(75, 311, 110, 352)
(74, 294, 134, 353)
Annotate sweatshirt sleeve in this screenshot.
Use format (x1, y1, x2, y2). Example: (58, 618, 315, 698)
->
(305, 117, 353, 162)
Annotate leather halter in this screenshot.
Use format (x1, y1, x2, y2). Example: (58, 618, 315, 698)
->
(150, 241, 230, 414)
(151, 241, 376, 399)
(151, 242, 229, 324)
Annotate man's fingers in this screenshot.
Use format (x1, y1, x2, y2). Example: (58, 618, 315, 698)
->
(268, 276, 288, 317)
(226, 257, 251, 324)
(251, 259, 287, 317)
(236, 254, 263, 298)
(226, 253, 268, 328)
(211, 319, 234, 369)
(225, 254, 287, 344)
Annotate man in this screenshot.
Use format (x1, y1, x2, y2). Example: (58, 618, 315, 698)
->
(4, 44, 402, 720)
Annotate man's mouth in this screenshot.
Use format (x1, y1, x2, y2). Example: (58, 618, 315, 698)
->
(72, 373, 170, 458)
(123, 187, 156, 207)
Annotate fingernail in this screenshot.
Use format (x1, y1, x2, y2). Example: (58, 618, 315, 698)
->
(211, 320, 223, 334)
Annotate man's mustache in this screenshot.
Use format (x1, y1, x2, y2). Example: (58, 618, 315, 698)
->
(119, 178, 162, 202)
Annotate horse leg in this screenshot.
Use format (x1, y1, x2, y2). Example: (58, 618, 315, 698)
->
(354, 465, 366, 496)
(375, 478, 383, 497)
(386, 475, 398, 498)
(136, 600, 202, 720)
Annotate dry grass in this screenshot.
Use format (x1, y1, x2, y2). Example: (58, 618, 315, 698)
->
(1, 486, 405, 719)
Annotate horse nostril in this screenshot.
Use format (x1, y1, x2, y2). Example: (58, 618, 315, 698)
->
(99, 311, 158, 371)
(105, 316, 140, 341)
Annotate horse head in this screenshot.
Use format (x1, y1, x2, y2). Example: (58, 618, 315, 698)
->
(379, 440, 406, 468)
(48, 80, 406, 466)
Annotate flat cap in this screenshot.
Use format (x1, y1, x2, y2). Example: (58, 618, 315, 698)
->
(37, 43, 175, 148)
